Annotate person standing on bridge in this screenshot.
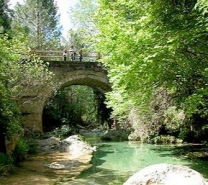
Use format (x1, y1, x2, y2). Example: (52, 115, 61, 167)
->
(63, 49, 67, 61)
(69, 45, 76, 61)
(79, 49, 83, 62)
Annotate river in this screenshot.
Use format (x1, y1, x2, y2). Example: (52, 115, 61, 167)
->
(1, 137, 208, 185)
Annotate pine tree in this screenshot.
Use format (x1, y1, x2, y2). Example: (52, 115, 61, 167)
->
(12, 0, 62, 49)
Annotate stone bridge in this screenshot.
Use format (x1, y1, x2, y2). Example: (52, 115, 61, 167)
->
(20, 61, 111, 132)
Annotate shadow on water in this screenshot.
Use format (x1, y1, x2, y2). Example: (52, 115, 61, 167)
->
(72, 143, 130, 185)
(76, 144, 116, 175)
(74, 168, 128, 185)
(149, 144, 208, 179)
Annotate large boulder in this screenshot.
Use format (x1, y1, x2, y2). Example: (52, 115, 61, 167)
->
(124, 163, 208, 185)
(38, 136, 61, 152)
(61, 135, 96, 158)
(38, 135, 96, 156)
(38, 135, 96, 171)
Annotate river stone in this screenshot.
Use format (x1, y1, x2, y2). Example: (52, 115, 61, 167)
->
(38, 136, 61, 152)
(44, 161, 80, 169)
(61, 135, 96, 157)
(124, 163, 208, 185)
(37, 135, 96, 157)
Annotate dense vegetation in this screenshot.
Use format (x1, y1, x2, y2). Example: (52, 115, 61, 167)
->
(42, 86, 111, 132)
(0, 0, 207, 175)
(95, 0, 208, 143)
(0, 0, 56, 173)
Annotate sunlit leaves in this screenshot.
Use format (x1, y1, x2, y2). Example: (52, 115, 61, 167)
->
(0, 34, 54, 100)
(69, 0, 98, 50)
(96, 0, 208, 124)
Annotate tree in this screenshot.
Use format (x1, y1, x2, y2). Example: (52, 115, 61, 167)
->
(95, 0, 208, 141)
(12, 0, 62, 49)
(0, 0, 55, 162)
(43, 85, 111, 131)
(0, 0, 12, 34)
(0, 30, 54, 154)
(0, 82, 21, 153)
(68, 0, 98, 50)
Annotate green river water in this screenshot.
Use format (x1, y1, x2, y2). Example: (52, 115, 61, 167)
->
(1, 137, 208, 185)
(71, 139, 208, 185)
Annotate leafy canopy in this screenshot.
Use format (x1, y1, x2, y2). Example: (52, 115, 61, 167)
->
(95, 0, 208, 122)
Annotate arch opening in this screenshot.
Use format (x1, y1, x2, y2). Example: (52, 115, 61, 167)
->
(42, 85, 113, 133)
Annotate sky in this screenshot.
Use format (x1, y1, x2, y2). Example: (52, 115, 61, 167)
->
(9, 0, 80, 38)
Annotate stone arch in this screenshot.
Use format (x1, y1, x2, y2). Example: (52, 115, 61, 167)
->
(20, 62, 111, 133)
(56, 72, 111, 94)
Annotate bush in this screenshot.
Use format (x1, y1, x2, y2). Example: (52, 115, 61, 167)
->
(0, 153, 14, 175)
(0, 153, 13, 166)
(26, 139, 38, 154)
(11, 138, 28, 163)
(149, 135, 183, 144)
(49, 125, 75, 139)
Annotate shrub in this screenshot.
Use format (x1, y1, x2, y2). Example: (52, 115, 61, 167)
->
(149, 135, 183, 144)
(11, 138, 28, 163)
(0, 153, 14, 175)
(0, 153, 13, 166)
(49, 125, 75, 139)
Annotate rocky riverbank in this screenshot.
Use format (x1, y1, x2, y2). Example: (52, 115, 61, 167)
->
(0, 135, 96, 184)
(37, 135, 96, 170)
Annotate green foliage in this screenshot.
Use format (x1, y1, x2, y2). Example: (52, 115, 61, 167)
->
(0, 34, 54, 102)
(164, 106, 185, 132)
(0, 34, 24, 154)
(0, 153, 14, 175)
(106, 87, 134, 122)
(12, 138, 28, 163)
(0, 153, 13, 166)
(68, 0, 98, 50)
(179, 113, 208, 143)
(12, 0, 61, 49)
(196, 0, 208, 17)
(128, 89, 185, 141)
(9, 137, 38, 163)
(0, 22, 54, 165)
(25, 138, 38, 154)
(0, 82, 22, 154)
(149, 135, 182, 144)
(0, 0, 12, 34)
(49, 125, 75, 139)
(95, 0, 208, 140)
(43, 85, 109, 131)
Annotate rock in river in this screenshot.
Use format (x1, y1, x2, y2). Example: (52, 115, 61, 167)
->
(124, 163, 208, 185)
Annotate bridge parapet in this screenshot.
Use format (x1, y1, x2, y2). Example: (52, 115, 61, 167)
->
(31, 50, 101, 62)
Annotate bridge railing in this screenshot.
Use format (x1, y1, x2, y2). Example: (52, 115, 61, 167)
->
(31, 50, 101, 62)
